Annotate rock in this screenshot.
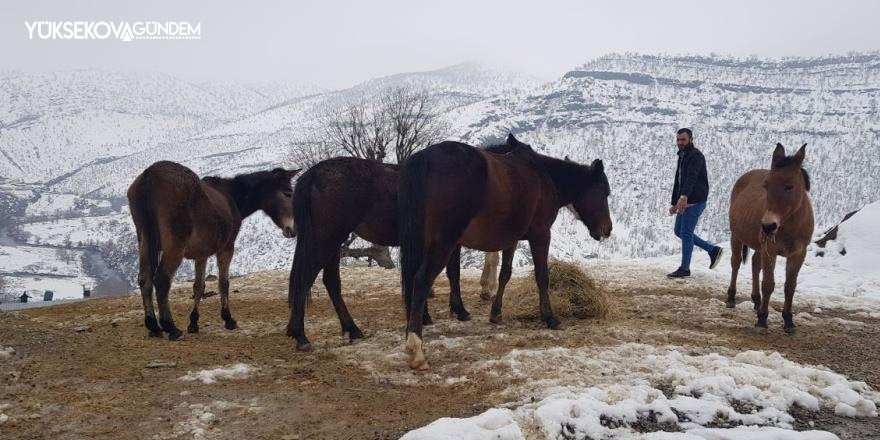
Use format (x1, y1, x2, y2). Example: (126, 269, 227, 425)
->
(145, 361, 177, 369)
(73, 326, 91, 333)
(111, 318, 125, 327)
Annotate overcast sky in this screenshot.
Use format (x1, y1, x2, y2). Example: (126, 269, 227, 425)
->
(2, 0, 878, 89)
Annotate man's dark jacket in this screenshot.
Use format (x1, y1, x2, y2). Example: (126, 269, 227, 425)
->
(671, 144, 709, 205)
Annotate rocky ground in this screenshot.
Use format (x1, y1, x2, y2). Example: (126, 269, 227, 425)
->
(1, 263, 878, 440)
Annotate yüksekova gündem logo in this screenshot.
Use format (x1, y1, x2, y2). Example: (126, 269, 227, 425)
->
(25, 21, 201, 42)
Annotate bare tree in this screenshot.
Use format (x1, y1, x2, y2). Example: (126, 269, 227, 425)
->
(289, 85, 448, 268)
(287, 137, 338, 170)
(383, 87, 449, 163)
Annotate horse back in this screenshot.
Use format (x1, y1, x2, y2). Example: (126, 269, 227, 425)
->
(296, 157, 400, 246)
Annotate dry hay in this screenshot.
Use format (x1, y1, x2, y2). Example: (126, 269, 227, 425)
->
(501, 259, 617, 321)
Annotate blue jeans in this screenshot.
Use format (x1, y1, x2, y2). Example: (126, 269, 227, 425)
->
(674, 202, 714, 271)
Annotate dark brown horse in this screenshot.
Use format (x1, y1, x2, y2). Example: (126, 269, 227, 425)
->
(127, 161, 299, 340)
(398, 134, 613, 369)
(285, 156, 501, 351)
(726, 144, 813, 333)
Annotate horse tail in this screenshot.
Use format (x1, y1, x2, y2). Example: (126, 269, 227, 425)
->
(740, 244, 749, 267)
(290, 166, 319, 307)
(130, 173, 161, 279)
(398, 152, 429, 303)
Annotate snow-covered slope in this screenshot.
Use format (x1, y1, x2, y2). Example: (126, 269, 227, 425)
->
(0, 70, 320, 184)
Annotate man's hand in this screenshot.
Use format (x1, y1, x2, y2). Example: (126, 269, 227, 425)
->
(668, 205, 676, 216)
(673, 196, 688, 214)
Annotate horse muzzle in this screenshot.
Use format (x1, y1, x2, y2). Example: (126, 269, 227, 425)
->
(761, 222, 778, 235)
(282, 225, 296, 238)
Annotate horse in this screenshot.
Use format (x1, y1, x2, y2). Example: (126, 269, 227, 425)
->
(285, 156, 502, 351)
(398, 134, 613, 369)
(725, 143, 813, 333)
(127, 161, 299, 340)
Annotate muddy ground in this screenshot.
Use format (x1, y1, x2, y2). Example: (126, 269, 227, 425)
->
(1, 263, 878, 439)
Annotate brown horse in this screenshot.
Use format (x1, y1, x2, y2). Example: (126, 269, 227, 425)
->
(398, 134, 613, 369)
(127, 161, 299, 340)
(725, 144, 813, 333)
(285, 156, 502, 351)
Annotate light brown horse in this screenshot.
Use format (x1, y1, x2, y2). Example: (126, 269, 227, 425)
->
(398, 134, 613, 369)
(127, 161, 299, 340)
(726, 144, 813, 333)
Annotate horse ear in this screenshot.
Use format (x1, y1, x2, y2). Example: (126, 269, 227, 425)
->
(591, 159, 604, 173)
(794, 143, 806, 165)
(506, 133, 518, 145)
(771, 143, 786, 169)
(285, 168, 301, 180)
(564, 155, 571, 162)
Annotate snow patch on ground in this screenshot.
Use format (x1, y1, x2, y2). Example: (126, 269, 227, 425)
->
(405, 343, 879, 439)
(0, 346, 14, 358)
(169, 398, 263, 440)
(401, 408, 524, 440)
(178, 363, 257, 384)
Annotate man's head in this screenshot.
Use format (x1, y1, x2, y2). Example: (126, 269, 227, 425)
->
(676, 128, 693, 151)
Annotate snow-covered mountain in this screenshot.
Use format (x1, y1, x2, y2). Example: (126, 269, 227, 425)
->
(448, 52, 880, 262)
(1, 54, 878, 299)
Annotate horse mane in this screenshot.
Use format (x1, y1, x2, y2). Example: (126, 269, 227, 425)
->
(773, 156, 811, 192)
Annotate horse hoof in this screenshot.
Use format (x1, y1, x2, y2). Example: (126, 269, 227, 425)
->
(455, 311, 471, 322)
(754, 321, 768, 329)
(295, 341, 312, 352)
(167, 330, 184, 341)
(784, 326, 797, 335)
(422, 316, 434, 326)
(545, 317, 561, 330)
(224, 320, 238, 330)
(489, 314, 502, 325)
(346, 327, 365, 341)
(725, 300, 736, 309)
(479, 293, 492, 302)
(409, 358, 430, 371)
(187, 325, 199, 334)
(148, 330, 163, 338)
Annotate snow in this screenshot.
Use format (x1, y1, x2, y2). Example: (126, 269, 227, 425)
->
(0, 346, 13, 357)
(400, 408, 525, 440)
(178, 363, 257, 384)
(24, 193, 78, 216)
(404, 344, 879, 439)
(0, 244, 94, 299)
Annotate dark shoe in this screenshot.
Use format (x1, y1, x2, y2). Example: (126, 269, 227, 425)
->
(667, 268, 691, 278)
(709, 246, 724, 270)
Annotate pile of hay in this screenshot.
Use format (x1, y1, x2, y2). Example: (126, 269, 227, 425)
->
(501, 259, 616, 321)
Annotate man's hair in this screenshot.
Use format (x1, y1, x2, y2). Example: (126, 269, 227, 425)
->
(677, 128, 693, 139)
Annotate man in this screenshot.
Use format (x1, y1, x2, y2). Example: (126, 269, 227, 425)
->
(668, 128, 723, 278)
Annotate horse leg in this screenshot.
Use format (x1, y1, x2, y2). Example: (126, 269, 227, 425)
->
(782, 250, 805, 334)
(756, 254, 777, 328)
(726, 239, 743, 307)
(322, 249, 364, 342)
(446, 245, 470, 321)
(750, 250, 762, 310)
(406, 242, 458, 371)
(154, 247, 184, 340)
(480, 251, 500, 301)
(489, 246, 515, 324)
(216, 249, 237, 330)
(529, 234, 560, 329)
(187, 258, 207, 334)
(137, 243, 162, 338)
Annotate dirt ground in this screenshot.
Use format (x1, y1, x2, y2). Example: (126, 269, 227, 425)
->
(1, 264, 879, 440)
